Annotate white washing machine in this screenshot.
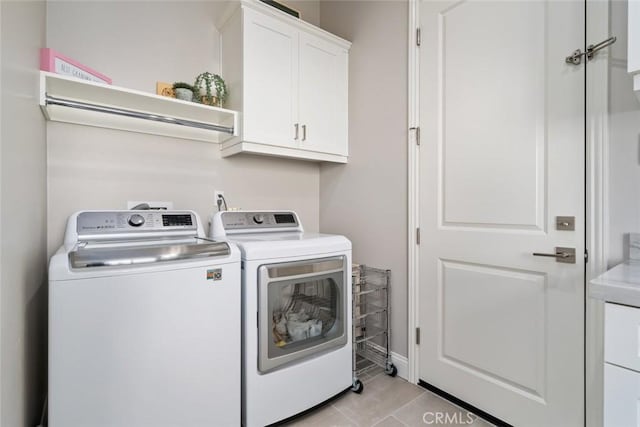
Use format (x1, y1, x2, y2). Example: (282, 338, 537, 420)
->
(49, 210, 241, 427)
(210, 210, 352, 426)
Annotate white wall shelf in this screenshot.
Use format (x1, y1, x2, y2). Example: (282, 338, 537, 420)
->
(39, 71, 238, 143)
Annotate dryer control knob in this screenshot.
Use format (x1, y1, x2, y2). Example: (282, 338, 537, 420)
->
(253, 214, 264, 224)
(128, 214, 145, 227)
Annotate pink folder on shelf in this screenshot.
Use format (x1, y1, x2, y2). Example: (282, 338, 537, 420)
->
(40, 48, 112, 85)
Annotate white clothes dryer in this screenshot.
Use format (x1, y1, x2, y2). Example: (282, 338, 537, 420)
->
(210, 210, 352, 427)
(49, 210, 241, 427)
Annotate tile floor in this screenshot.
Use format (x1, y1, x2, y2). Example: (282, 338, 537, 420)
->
(283, 368, 495, 427)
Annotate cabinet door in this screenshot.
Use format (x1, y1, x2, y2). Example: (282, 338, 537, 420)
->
(298, 32, 348, 156)
(604, 363, 640, 427)
(243, 8, 298, 148)
(605, 302, 640, 371)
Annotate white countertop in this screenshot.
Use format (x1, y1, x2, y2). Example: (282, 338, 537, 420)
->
(590, 260, 640, 307)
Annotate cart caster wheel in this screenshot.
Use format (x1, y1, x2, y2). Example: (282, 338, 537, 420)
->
(385, 364, 398, 377)
(351, 379, 364, 394)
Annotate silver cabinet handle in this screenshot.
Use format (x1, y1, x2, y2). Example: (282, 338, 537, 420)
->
(532, 247, 576, 264)
(302, 124, 306, 141)
(294, 123, 299, 140)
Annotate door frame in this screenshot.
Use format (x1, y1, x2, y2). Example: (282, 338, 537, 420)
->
(406, 0, 610, 422)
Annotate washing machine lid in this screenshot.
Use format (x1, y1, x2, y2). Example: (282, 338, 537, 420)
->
(69, 239, 232, 269)
(50, 210, 241, 280)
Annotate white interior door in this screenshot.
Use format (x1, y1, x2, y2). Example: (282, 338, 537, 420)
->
(418, 1, 585, 426)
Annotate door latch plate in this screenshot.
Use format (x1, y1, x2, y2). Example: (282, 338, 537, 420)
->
(555, 247, 576, 264)
(556, 216, 575, 231)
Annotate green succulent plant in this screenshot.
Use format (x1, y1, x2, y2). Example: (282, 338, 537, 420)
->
(193, 72, 228, 107)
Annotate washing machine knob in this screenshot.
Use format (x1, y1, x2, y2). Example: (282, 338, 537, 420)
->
(253, 214, 264, 224)
(128, 214, 145, 227)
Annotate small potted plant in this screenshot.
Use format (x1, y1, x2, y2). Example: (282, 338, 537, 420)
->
(172, 82, 195, 101)
(193, 72, 228, 107)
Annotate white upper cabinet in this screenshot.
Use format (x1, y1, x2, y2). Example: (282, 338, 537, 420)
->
(242, 8, 298, 149)
(298, 32, 348, 157)
(219, 1, 351, 163)
(629, 0, 640, 98)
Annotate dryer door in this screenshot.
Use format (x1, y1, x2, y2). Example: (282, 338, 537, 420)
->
(258, 256, 348, 372)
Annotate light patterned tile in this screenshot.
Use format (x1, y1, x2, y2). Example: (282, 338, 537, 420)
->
(393, 392, 483, 427)
(360, 367, 385, 384)
(283, 403, 358, 427)
(279, 376, 495, 427)
(471, 416, 495, 426)
(332, 374, 424, 426)
(372, 415, 407, 427)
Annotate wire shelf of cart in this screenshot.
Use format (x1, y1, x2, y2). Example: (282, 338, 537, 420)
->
(351, 265, 396, 393)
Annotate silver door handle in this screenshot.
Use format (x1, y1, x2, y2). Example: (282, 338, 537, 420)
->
(532, 247, 576, 264)
(302, 124, 306, 141)
(587, 36, 617, 60)
(566, 36, 617, 65)
(533, 252, 570, 258)
(294, 123, 299, 140)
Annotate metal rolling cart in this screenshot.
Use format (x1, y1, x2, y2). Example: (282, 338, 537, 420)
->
(351, 264, 396, 393)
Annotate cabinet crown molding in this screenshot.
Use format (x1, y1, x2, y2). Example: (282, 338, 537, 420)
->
(215, 0, 351, 50)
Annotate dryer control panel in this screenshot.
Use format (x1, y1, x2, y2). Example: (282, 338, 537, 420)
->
(211, 211, 303, 237)
(221, 211, 299, 230)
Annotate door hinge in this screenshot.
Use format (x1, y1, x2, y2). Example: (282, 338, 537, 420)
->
(584, 249, 589, 263)
(416, 327, 421, 345)
(416, 227, 421, 245)
(416, 28, 421, 47)
(410, 126, 420, 146)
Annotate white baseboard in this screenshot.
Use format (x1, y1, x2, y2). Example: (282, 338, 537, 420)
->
(391, 351, 409, 380)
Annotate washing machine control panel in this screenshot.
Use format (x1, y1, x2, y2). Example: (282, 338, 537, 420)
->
(128, 214, 145, 227)
(221, 211, 300, 231)
(77, 211, 197, 236)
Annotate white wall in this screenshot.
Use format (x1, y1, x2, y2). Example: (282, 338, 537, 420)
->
(607, 0, 640, 267)
(46, 0, 319, 92)
(46, 1, 221, 93)
(319, 1, 408, 357)
(1, 1, 48, 425)
(46, 125, 321, 254)
(46, 1, 321, 254)
(287, 0, 320, 26)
